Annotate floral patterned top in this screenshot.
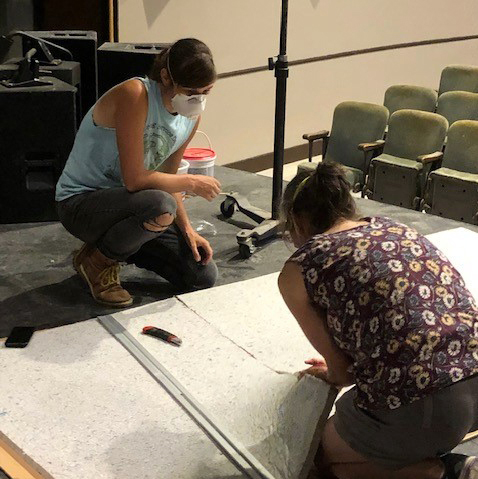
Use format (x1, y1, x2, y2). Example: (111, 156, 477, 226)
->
(289, 217, 478, 410)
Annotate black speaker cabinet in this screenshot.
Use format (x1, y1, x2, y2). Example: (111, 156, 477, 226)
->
(41, 60, 82, 124)
(2, 58, 82, 123)
(0, 77, 77, 223)
(98, 42, 170, 96)
(22, 30, 98, 118)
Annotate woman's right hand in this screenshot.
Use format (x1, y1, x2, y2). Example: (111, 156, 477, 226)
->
(190, 175, 221, 201)
(299, 363, 329, 381)
(298, 357, 329, 380)
(304, 357, 327, 367)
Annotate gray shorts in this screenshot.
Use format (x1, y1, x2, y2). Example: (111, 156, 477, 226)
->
(334, 374, 478, 470)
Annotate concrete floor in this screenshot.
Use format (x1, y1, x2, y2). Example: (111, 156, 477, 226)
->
(0, 165, 477, 455)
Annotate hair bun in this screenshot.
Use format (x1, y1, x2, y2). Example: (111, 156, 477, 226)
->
(312, 162, 350, 191)
(313, 161, 344, 178)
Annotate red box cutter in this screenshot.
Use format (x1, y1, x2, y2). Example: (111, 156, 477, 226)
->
(142, 326, 182, 346)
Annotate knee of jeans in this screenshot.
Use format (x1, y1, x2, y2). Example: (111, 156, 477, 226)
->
(186, 261, 218, 291)
(135, 190, 177, 220)
(143, 212, 175, 232)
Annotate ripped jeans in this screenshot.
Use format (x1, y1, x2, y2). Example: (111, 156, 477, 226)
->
(56, 187, 218, 291)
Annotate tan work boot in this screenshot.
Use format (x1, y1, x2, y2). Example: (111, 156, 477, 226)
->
(72, 243, 94, 274)
(76, 247, 133, 308)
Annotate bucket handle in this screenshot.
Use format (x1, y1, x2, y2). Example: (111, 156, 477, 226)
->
(192, 130, 213, 150)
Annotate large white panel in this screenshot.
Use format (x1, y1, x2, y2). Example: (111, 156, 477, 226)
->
(0, 321, 243, 478)
(1, 301, 334, 479)
(178, 273, 318, 373)
(111, 299, 334, 479)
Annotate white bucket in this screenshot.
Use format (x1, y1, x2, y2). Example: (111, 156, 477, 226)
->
(177, 159, 189, 198)
(183, 131, 216, 177)
(177, 159, 190, 175)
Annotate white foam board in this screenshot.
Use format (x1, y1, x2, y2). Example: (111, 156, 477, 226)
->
(0, 321, 244, 479)
(1, 302, 333, 479)
(178, 274, 319, 374)
(111, 299, 334, 479)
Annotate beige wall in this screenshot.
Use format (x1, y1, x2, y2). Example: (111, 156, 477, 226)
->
(118, 0, 478, 165)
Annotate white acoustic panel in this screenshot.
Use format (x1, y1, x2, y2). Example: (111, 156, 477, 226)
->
(111, 299, 334, 479)
(1, 298, 334, 479)
(178, 273, 319, 374)
(0, 321, 244, 479)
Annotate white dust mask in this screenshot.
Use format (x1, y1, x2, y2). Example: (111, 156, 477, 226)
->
(171, 92, 206, 118)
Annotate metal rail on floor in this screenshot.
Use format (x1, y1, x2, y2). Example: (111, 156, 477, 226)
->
(98, 314, 277, 479)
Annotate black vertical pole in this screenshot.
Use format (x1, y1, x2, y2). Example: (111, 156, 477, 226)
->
(271, 0, 289, 220)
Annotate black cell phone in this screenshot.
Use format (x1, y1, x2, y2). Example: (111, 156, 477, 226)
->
(5, 326, 35, 348)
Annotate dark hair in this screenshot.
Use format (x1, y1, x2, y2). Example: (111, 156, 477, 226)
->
(280, 162, 357, 238)
(149, 38, 216, 88)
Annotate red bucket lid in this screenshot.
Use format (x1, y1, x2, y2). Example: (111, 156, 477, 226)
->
(184, 148, 216, 160)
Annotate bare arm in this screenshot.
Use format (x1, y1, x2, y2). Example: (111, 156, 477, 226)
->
(278, 261, 355, 387)
(113, 80, 220, 199)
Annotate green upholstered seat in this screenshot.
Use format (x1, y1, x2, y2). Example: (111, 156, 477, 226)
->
(298, 101, 388, 191)
(296, 162, 316, 174)
(364, 109, 448, 209)
(438, 64, 478, 96)
(341, 166, 364, 188)
(422, 120, 478, 224)
(437, 91, 478, 126)
(370, 154, 423, 171)
(430, 167, 478, 183)
(384, 85, 437, 116)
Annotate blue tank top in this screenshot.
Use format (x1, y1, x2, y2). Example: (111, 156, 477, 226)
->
(55, 77, 196, 201)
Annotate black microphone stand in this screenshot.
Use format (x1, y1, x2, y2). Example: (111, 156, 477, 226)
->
(220, 0, 289, 258)
(0, 30, 73, 88)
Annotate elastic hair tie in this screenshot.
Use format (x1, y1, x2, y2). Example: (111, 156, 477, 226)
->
(293, 176, 311, 201)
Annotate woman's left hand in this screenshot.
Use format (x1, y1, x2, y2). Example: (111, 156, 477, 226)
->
(185, 229, 213, 265)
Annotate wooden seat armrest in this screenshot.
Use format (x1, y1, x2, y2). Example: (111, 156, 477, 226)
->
(417, 151, 443, 164)
(358, 140, 385, 152)
(302, 130, 329, 142)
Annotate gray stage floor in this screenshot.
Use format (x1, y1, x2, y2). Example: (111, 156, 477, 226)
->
(1, 165, 477, 454)
(1, 165, 478, 337)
